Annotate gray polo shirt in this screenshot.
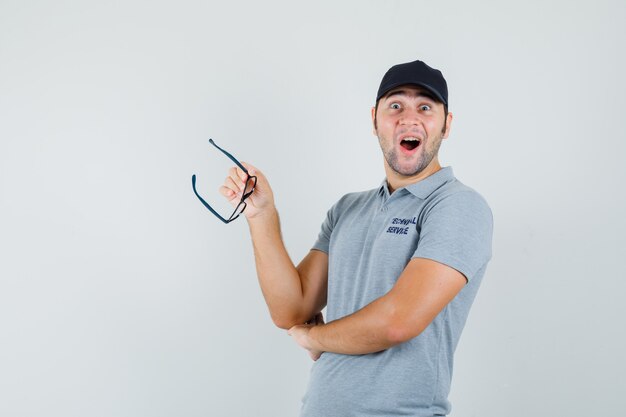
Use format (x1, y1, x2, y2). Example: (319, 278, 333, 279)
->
(300, 166, 493, 417)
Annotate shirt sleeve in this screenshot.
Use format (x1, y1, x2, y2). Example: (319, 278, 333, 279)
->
(311, 203, 336, 254)
(412, 191, 493, 282)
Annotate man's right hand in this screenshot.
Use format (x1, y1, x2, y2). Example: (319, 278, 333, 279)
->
(219, 162, 275, 221)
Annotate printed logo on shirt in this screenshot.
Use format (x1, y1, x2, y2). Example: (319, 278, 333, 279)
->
(386, 217, 417, 235)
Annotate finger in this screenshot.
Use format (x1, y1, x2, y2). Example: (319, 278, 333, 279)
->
(229, 167, 249, 192)
(218, 186, 238, 201)
(240, 161, 261, 180)
(240, 161, 257, 174)
(241, 177, 255, 196)
(234, 165, 248, 183)
(224, 175, 242, 194)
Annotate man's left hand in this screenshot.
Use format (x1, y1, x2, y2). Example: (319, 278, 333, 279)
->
(288, 312, 325, 361)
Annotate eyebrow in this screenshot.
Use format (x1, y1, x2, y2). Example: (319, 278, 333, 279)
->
(385, 89, 437, 103)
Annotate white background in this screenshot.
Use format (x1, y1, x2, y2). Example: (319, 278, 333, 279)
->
(1, 1, 624, 416)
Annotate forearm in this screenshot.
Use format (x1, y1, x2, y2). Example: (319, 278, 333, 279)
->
(307, 295, 401, 355)
(247, 207, 307, 328)
(289, 258, 467, 357)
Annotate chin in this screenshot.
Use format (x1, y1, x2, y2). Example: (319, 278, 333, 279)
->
(393, 165, 424, 177)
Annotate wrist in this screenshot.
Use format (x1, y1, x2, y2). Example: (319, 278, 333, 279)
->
(307, 324, 325, 352)
(246, 205, 278, 225)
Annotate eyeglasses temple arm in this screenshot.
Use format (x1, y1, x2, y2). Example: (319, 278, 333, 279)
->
(209, 138, 249, 174)
(191, 175, 230, 224)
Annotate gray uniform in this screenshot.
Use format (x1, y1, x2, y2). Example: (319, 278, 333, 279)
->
(300, 167, 493, 417)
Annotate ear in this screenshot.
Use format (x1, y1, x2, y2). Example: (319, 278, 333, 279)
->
(442, 112, 453, 139)
(371, 106, 377, 135)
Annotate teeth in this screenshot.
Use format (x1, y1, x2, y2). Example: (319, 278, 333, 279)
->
(402, 137, 420, 142)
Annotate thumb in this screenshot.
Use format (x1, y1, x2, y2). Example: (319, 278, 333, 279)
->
(240, 161, 261, 178)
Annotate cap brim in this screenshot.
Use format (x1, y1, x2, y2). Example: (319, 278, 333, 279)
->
(376, 81, 447, 106)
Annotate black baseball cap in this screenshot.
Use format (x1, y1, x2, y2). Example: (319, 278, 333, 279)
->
(376, 59, 448, 106)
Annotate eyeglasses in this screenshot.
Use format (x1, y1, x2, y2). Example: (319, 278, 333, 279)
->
(191, 139, 257, 223)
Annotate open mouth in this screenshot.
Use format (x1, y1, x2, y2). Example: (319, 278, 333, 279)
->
(400, 138, 421, 151)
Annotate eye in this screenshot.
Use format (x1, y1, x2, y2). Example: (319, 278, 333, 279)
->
(390, 102, 401, 110)
(419, 104, 431, 111)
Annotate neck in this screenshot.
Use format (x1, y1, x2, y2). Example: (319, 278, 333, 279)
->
(385, 158, 442, 194)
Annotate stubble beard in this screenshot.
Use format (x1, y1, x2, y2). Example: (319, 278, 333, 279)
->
(377, 131, 443, 177)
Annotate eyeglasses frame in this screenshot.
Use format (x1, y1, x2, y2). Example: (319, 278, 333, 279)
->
(191, 139, 257, 224)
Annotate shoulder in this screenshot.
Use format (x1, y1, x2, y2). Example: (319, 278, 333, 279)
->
(331, 187, 380, 214)
(413, 177, 494, 275)
(419, 178, 493, 229)
(428, 178, 490, 212)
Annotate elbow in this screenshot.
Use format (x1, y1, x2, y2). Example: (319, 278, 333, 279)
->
(272, 317, 293, 330)
(270, 312, 302, 330)
(269, 305, 321, 330)
(386, 324, 408, 345)
(385, 316, 426, 345)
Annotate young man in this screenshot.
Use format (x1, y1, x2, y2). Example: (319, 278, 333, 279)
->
(220, 59, 493, 416)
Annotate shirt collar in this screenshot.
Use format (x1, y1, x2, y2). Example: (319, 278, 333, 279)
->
(377, 166, 455, 200)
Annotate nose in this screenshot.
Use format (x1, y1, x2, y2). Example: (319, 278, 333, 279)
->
(399, 109, 422, 126)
